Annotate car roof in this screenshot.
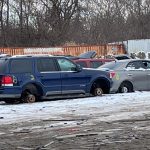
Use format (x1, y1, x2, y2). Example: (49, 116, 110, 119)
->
(114, 54, 130, 57)
(0, 55, 69, 61)
(115, 59, 150, 63)
(105, 59, 144, 65)
(74, 58, 114, 61)
(115, 59, 132, 63)
(99, 59, 150, 70)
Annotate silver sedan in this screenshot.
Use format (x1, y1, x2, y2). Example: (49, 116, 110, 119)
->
(98, 59, 150, 93)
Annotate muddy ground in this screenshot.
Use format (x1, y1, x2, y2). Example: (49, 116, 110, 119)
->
(0, 93, 150, 150)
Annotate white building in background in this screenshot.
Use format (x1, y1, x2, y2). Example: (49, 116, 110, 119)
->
(110, 39, 150, 59)
(124, 39, 150, 59)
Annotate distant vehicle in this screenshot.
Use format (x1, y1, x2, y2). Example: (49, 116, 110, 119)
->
(73, 58, 114, 68)
(113, 54, 131, 60)
(0, 53, 11, 58)
(79, 50, 97, 58)
(0, 55, 112, 104)
(105, 54, 131, 60)
(65, 50, 97, 60)
(98, 59, 150, 93)
(67, 51, 114, 68)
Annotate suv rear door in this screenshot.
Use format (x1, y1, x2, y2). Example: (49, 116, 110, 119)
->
(56, 58, 87, 95)
(36, 57, 61, 96)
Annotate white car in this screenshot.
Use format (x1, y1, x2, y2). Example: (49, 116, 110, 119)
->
(98, 59, 150, 93)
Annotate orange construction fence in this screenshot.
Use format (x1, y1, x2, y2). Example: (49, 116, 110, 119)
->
(0, 48, 24, 55)
(63, 44, 126, 57)
(0, 44, 126, 57)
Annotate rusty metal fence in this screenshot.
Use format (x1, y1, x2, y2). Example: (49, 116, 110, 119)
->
(0, 44, 126, 56)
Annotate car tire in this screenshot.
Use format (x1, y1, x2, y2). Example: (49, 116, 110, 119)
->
(119, 82, 133, 93)
(21, 85, 39, 103)
(91, 84, 104, 96)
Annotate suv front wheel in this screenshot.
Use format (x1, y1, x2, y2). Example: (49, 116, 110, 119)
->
(93, 87, 103, 96)
(91, 83, 104, 96)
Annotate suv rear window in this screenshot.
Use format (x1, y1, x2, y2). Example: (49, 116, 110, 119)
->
(10, 59, 33, 73)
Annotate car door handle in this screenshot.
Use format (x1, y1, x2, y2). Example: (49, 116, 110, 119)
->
(128, 74, 133, 76)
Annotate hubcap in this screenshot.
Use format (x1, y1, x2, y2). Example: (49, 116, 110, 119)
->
(26, 94, 36, 103)
(122, 87, 128, 93)
(95, 88, 103, 96)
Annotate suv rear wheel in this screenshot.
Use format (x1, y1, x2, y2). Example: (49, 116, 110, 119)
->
(21, 85, 39, 103)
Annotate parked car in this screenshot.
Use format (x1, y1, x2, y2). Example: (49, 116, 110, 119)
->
(0, 53, 11, 58)
(98, 59, 150, 93)
(65, 50, 97, 60)
(113, 54, 131, 60)
(73, 58, 114, 68)
(105, 54, 131, 60)
(67, 51, 114, 68)
(79, 50, 97, 58)
(0, 56, 112, 104)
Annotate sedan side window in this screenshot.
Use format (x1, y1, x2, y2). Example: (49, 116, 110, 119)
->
(57, 58, 76, 71)
(142, 61, 150, 69)
(126, 61, 145, 70)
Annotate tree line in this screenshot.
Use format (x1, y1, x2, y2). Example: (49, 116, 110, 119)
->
(0, 0, 150, 47)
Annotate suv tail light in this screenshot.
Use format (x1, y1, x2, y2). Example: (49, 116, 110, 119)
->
(1, 76, 13, 86)
(110, 71, 116, 78)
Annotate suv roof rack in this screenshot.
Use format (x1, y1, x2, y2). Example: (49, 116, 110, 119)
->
(12, 55, 32, 57)
(12, 54, 51, 58)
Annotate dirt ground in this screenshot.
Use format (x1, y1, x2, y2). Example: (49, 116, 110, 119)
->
(1, 93, 150, 150)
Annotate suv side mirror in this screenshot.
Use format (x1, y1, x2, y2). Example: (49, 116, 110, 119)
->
(76, 64, 82, 72)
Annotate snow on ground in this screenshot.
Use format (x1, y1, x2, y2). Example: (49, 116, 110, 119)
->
(0, 91, 150, 125)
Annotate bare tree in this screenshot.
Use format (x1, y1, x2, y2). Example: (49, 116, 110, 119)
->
(0, 0, 150, 47)
(0, 0, 7, 46)
(40, 0, 79, 45)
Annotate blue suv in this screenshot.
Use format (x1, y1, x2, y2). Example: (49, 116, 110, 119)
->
(0, 56, 112, 103)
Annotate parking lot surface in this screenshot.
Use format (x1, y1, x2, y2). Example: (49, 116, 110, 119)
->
(0, 92, 150, 149)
